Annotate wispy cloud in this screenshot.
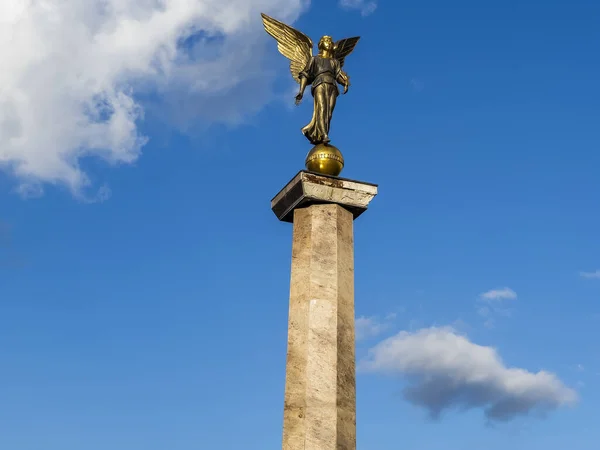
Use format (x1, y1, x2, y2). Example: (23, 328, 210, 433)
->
(356, 313, 396, 341)
(580, 270, 600, 279)
(480, 287, 517, 301)
(0, 0, 306, 198)
(360, 327, 578, 422)
(339, 0, 377, 16)
(476, 287, 517, 328)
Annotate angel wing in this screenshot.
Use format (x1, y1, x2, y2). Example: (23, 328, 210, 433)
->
(261, 13, 314, 84)
(334, 37, 360, 68)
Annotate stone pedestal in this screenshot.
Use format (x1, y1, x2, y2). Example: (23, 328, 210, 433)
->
(272, 171, 377, 450)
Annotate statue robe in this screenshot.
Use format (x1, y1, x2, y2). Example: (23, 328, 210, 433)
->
(299, 56, 342, 145)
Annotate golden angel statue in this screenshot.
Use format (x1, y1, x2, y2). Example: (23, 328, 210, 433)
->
(261, 13, 360, 146)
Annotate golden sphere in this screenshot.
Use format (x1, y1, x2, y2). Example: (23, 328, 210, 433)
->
(305, 143, 344, 176)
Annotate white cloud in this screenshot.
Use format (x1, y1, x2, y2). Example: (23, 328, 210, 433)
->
(356, 315, 391, 341)
(360, 327, 577, 422)
(580, 270, 600, 279)
(483, 318, 495, 329)
(480, 287, 517, 301)
(0, 0, 308, 198)
(339, 0, 377, 16)
(476, 287, 517, 327)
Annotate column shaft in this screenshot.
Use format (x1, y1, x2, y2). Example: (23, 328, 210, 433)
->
(282, 203, 356, 450)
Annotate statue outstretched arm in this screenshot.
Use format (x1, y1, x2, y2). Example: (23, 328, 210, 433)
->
(296, 76, 309, 105)
(336, 70, 350, 94)
(295, 58, 314, 105)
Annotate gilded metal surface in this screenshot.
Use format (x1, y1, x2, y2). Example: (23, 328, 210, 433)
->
(305, 143, 344, 176)
(261, 13, 359, 147)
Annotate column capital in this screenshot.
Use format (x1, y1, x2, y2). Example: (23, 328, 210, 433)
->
(271, 171, 378, 223)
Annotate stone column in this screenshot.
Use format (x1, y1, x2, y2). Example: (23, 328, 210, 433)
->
(272, 171, 378, 450)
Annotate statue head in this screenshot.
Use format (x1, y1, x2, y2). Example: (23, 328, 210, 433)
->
(318, 35, 334, 55)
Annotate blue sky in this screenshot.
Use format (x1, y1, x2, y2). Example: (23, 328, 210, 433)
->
(1, 0, 599, 449)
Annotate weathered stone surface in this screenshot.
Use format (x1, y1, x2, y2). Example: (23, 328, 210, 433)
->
(271, 171, 378, 223)
(275, 171, 377, 449)
(282, 204, 357, 450)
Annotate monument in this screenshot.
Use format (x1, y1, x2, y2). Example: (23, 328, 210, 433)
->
(263, 13, 378, 450)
